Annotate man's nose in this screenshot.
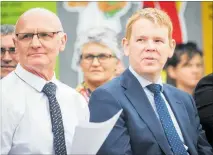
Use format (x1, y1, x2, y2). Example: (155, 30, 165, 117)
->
(2, 51, 12, 62)
(145, 40, 156, 52)
(30, 35, 42, 48)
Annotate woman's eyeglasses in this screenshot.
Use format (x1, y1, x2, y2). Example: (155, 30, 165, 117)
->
(80, 53, 116, 63)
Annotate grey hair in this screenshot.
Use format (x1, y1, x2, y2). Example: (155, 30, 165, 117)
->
(75, 27, 123, 61)
(1, 24, 15, 35)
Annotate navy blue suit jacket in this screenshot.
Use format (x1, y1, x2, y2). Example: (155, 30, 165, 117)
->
(89, 69, 213, 155)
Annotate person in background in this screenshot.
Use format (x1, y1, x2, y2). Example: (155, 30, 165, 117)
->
(114, 59, 126, 77)
(89, 8, 212, 155)
(194, 73, 213, 147)
(165, 42, 204, 94)
(1, 8, 89, 154)
(76, 27, 124, 103)
(1, 24, 19, 79)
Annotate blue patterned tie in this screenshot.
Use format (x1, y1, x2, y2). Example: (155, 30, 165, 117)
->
(42, 82, 67, 155)
(147, 84, 187, 155)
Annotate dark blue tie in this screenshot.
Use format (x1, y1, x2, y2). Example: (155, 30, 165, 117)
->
(147, 84, 187, 155)
(42, 82, 67, 155)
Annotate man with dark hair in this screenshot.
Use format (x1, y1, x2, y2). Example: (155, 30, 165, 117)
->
(165, 42, 204, 94)
(1, 24, 19, 78)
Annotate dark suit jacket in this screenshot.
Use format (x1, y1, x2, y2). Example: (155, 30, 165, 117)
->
(89, 69, 213, 155)
(194, 73, 213, 147)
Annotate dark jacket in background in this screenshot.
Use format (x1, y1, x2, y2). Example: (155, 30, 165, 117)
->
(194, 73, 213, 147)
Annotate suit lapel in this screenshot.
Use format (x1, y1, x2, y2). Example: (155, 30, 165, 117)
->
(121, 70, 172, 154)
(163, 86, 196, 154)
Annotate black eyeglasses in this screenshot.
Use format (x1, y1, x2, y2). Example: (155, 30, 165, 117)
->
(15, 31, 62, 42)
(80, 53, 116, 63)
(1, 47, 16, 55)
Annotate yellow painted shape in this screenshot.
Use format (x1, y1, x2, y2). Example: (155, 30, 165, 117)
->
(161, 70, 167, 84)
(176, 1, 182, 13)
(201, 2, 213, 75)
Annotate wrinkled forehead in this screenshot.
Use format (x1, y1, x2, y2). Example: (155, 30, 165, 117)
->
(15, 11, 63, 33)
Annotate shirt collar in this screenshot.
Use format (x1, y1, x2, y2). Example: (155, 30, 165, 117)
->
(14, 64, 58, 92)
(129, 65, 163, 92)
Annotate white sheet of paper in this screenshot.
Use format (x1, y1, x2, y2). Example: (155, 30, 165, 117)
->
(70, 109, 123, 154)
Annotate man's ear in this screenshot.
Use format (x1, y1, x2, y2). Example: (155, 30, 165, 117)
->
(59, 33, 67, 52)
(122, 38, 130, 56)
(12, 36, 17, 47)
(169, 39, 176, 58)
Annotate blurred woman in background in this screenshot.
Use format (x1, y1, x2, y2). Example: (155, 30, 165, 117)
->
(165, 42, 204, 94)
(75, 27, 124, 102)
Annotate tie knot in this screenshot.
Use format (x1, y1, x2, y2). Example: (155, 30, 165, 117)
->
(147, 84, 162, 94)
(42, 82, 56, 97)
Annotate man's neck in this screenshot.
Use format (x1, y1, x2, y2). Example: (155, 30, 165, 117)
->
(142, 74, 161, 83)
(22, 64, 54, 81)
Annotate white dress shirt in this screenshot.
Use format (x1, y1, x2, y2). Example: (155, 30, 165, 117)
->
(1, 64, 90, 154)
(129, 66, 189, 152)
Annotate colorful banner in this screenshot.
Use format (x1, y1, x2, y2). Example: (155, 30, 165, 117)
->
(142, 1, 186, 44)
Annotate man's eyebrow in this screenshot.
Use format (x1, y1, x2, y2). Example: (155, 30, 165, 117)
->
(134, 35, 148, 40)
(153, 36, 165, 39)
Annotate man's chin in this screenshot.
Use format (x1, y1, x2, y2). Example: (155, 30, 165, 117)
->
(0, 71, 11, 79)
(2, 68, 15, 73)
(24, 62, 49, 70)
(142, 68, 159, 74)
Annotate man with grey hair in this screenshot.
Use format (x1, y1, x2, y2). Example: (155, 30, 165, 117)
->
(1, 24, 19, 79)
(76, 27, 125, 103)
(1, 8, 89, 154)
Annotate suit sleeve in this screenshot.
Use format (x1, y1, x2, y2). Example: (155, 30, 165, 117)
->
(89, 88, 132, 155)
(188, 94, 213, 154)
